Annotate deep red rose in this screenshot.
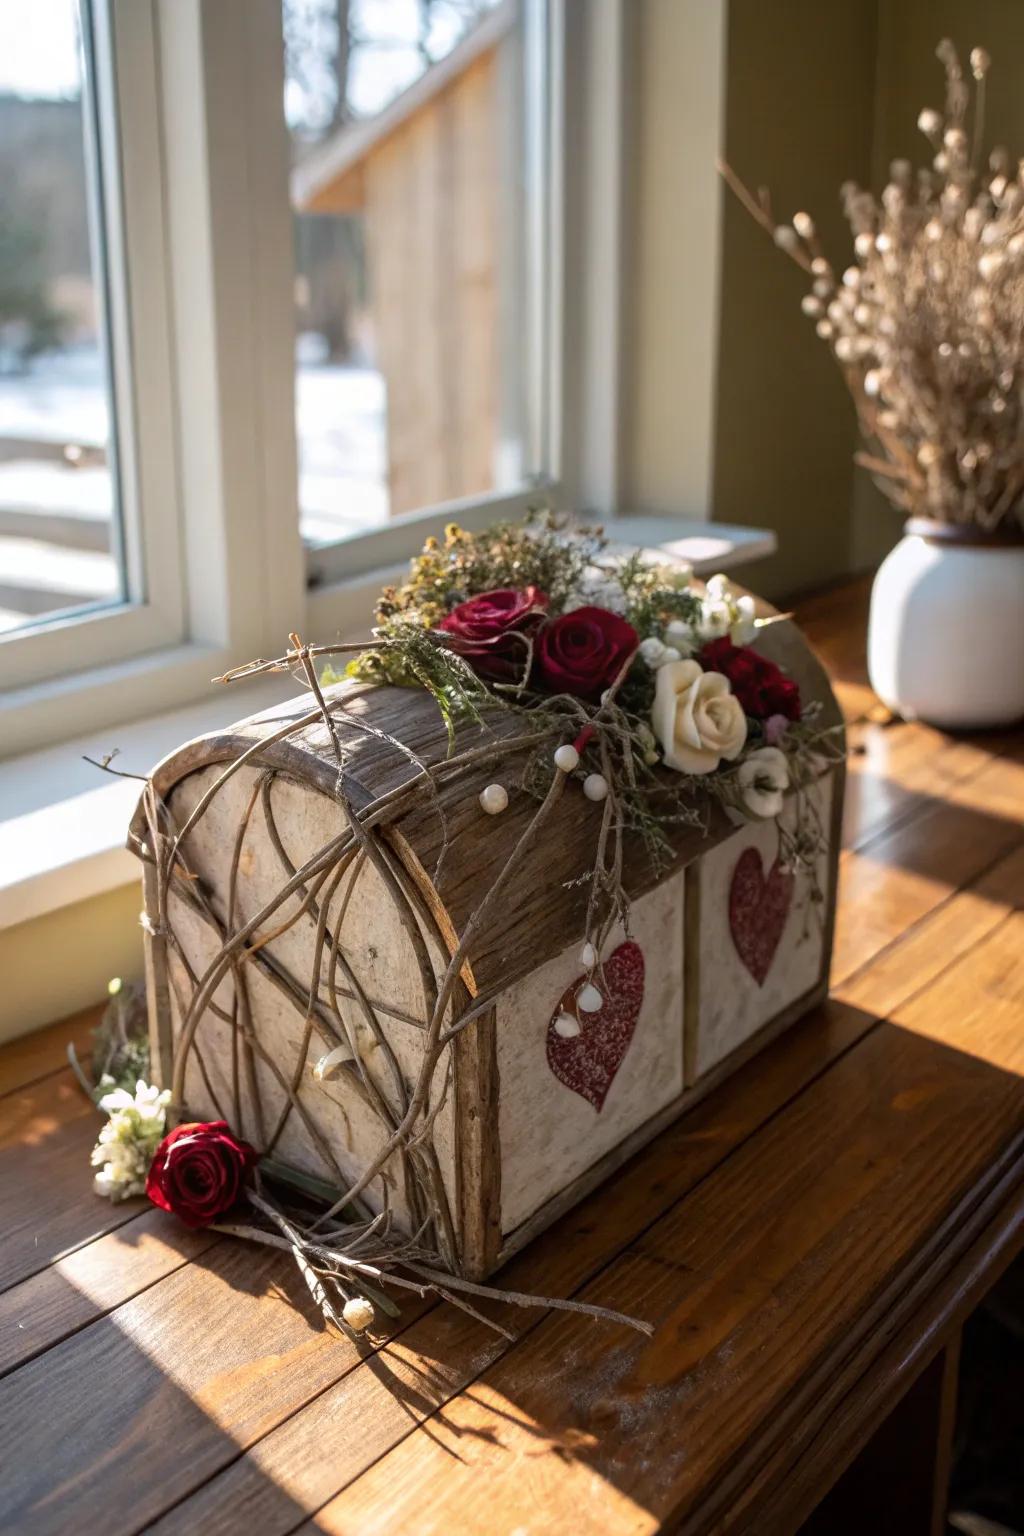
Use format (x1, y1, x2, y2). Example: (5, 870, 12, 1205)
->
(146, 1120, 257, 1229)
(535, 606, 639, 701)
(700, 638, 802, 721)
(438, 586, 548, 682)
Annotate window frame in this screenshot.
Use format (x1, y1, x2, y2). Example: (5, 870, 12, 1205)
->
(1, 0, 629, 759)
(0, 0, 186, 697)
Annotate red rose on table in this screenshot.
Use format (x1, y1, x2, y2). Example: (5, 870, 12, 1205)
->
(146, 1120, 257, 1229)
(438, 586, 548, 682)
(699, 638, 802, 721)
(535, 607, 639, 701)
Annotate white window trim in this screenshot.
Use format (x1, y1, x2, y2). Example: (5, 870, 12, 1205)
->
(0, 0, 186, 697)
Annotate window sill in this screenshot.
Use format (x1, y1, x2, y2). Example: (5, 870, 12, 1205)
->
(1, 517, 774, 933)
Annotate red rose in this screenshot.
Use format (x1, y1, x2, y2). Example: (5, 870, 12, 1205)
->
(535, 607, 639, 701)
(438, 586, 548, 682)
(146, 1120, 257, 1229)
(700, 638, 802, 721)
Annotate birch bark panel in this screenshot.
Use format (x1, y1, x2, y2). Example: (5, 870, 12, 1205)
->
(495, 870, 686, 1233)
(688, 771, 835, 1084)
(161, 764, 460, 1232)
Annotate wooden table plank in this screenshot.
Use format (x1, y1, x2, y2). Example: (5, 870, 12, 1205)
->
(0, 1237, 433, 1536)
(308, 913, 1024, 1536)
(0, 1209, 218, 1378)
(0, 1068, 146, 1294)
(0, 1004, 100, 1099)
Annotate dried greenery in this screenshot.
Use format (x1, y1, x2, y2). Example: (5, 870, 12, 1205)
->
(722, 39, 1024, 531)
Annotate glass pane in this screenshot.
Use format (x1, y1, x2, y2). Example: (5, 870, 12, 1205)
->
(0, 0, 123, 637)
(284, 0, 535, 543)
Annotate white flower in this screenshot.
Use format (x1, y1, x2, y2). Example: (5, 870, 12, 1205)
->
(564, 574, 628, 615)
(737, 747, 790, 818)
(730, 594, 757, 645)
(651, 660, 747, 775)
(705, 573, 729, 600)
(638, 636, 666, 666)
(91, 1078, 171, 1202)
(698, 599, 732, 640)
(664, 618, 695, 652)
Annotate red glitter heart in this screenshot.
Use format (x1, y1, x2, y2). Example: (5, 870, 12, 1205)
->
(545, 941, 645, 1111)
(728, 847, 794, 986)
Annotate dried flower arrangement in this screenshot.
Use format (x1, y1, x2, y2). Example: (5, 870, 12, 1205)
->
(89, 512, 842, 1341)
(720, 39, 1024, 532)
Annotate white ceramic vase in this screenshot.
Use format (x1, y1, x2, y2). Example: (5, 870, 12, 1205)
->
(867, 520, 1024, 729)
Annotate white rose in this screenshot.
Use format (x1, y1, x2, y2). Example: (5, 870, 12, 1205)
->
(737, 746, 790, 818)
(651, 660, 748, 774)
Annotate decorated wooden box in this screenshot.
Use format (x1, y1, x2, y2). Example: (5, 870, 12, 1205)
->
(132, 587, 843, 1283)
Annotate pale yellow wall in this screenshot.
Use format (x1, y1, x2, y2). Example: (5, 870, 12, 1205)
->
(0, 883, 143, 1045)
(624, 0, 727, 521)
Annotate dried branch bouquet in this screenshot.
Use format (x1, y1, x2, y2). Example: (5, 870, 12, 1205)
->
(721, 39, 1024, 533)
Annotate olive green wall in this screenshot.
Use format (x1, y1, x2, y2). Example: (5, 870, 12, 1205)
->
(851, 0, 1024, 569)
(624, 0, 1024, 601)
(711, 0, 878, 602)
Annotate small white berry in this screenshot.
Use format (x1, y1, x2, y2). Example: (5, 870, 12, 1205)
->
(578, 983, 603, 1013)
(479, 783, 508, 815)
(554, 744, 579, 773)
(664, 619, 691, 645)
(638, 636, 665, 666)
(342, 1296, 375, 1333)
(583, 773, 609, 802)
(580, 942, 597, 968)
(554, 1012, 581, 1039)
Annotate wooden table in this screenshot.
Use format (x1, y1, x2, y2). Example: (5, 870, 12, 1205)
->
(2, 577, 1022, 1535)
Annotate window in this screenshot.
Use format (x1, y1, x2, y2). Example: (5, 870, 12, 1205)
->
(282, 0, 555, 580)
(1, 0, 617, 759)
(1, 0, 186, 731)
(0, 0, 124, 634)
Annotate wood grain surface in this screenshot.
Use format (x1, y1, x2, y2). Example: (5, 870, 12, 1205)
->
(0, 579, 1021, 1536)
